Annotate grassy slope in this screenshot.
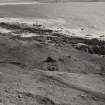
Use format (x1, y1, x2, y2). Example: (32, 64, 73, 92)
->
(0, 20, 104, 105)
(0, 29, 105, 105)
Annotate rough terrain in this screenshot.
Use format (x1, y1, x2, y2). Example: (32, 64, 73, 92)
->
(0, 18, 105, 105)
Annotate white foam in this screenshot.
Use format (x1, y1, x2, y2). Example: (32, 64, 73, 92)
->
(0, 18, 65, 24)
(0, 27, 11, 33)
(20, 33, 38, 37)
(0, 18, 105, 41)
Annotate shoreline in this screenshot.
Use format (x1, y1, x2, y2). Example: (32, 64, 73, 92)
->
(0, 17, 105, 41)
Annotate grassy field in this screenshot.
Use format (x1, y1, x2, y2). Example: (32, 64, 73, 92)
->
(0, 20, 104, 105)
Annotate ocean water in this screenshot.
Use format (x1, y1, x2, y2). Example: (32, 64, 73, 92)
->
(0, 3, 105, 30)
